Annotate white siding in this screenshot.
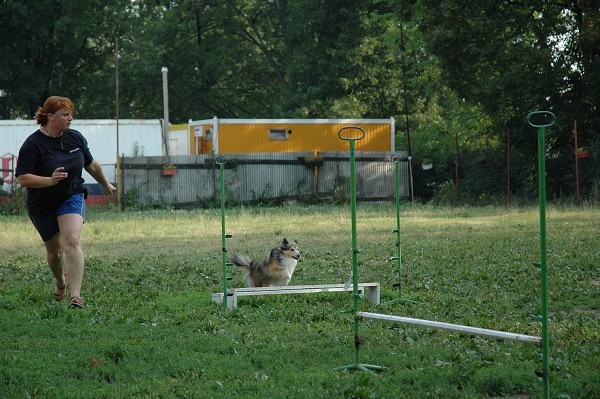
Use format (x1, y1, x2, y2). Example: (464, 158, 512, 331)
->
(168, 127, 189, 156)
(0, 119, 163, 184)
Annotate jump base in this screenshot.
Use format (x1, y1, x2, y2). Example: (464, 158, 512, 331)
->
(213, 283, 380, 309)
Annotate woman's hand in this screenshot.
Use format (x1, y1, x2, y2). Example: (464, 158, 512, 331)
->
(104, 183, 117, 195)
(50, 167, 68, 185)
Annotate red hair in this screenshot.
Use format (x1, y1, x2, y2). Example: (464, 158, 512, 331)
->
(34, 96, 74, 125)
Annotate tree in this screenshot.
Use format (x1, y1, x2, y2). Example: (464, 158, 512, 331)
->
(0, 0, 128, 118)
(1, 0, 596, 202)
(416, 0, 599, 200)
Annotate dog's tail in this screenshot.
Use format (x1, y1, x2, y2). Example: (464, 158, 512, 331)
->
(229, 253, 257, 287)
(228, 253, 254, 270)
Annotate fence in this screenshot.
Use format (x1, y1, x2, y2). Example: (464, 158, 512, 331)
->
(120, 152, 409, 208)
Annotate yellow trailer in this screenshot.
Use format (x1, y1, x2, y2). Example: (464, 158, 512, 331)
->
(185, 117, 395, 155)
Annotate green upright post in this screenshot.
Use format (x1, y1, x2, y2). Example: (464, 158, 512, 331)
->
(387, 154, 417, 305)
(392, 155, 403, 300)
(336, 126, 385, 372)
(527, 111, 555, 399)
(216, 155, 232, 308)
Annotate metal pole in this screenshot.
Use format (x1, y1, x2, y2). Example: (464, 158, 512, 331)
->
(349, 137, 360, 367)
(389, 154, 417, 305)
(336, 127, 384, 372)
(390, 154, 404, 300)
(115, 37, 121, 210)
(538, 124, 550, 399)
(357, 312, 541, 344)
(574, 120, 580, 203)
(216, 155, 231, 308)
(400, 23, 414, 202)
(408, 156, 414, 202)
(507, 127, 511, 207)
(455, 131, 459, 207)
(161, 67, 170, 159)
(393, 155, 403, 300)
(527, 110, 555, 399)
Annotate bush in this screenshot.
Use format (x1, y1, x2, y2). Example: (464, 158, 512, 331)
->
(0, 187, 26, 215)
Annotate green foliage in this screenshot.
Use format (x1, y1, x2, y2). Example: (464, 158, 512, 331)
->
(0, 0, 598, 202)
(121, 188, 141, 210)
(0, 205, 598, 398)
(415, 0, 599, 201)
(0, 187, 27, 216)
(472, 366, 536, 395)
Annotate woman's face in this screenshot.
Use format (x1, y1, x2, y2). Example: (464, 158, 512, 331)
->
(48, 107, 73, 132)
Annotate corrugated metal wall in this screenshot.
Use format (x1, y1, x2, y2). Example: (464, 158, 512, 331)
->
(121, 152, 410, 207)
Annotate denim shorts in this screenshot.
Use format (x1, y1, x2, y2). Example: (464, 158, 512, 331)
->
(30, 193, 86, 242)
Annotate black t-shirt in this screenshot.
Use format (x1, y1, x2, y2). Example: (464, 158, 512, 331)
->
(15, 129, 94, 216)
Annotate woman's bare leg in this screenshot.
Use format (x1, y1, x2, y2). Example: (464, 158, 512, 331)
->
(57, 214, 85, 298)
(44, 233, 66, 291)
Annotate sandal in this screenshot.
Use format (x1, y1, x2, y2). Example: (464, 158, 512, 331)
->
(69, 296, 84, 309)
(54, 274, 68, 301)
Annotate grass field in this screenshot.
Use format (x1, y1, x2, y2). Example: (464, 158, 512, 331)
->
(0, 204, 598, 398)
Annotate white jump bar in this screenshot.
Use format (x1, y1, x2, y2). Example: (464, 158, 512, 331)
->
(357, 312, 541, 344)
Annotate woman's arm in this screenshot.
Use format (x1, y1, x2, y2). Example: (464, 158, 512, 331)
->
(18, 167, 68, 188)
(84, 159, 116, 194)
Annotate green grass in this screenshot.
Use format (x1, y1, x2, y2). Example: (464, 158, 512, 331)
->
(0, 204, 598, 398)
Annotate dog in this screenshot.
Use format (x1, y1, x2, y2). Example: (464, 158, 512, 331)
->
(229, 238, 300, 287)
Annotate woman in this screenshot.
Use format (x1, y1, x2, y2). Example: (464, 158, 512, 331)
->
(16, 96, 116, 309)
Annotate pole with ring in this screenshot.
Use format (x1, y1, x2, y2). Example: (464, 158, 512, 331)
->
(335, 126, 385, 372)
(527, 110, 555, 399)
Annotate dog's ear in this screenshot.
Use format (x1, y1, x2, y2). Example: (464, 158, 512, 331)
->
(293, 239, 298, 244)
(282, 238, 289, 245)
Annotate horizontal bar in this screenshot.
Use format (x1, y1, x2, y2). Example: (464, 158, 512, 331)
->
(357, 312, 541, 344)
(212, 283, 381, 308)
(231, 283, 379, 294)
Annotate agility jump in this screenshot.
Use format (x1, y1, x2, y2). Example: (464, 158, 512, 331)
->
(335, 114, 554, 399)
(211, 153, 380, 308)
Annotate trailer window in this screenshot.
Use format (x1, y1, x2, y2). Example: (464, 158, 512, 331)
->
(269, 129, 288, 140)
(205, 129, 212, 141)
